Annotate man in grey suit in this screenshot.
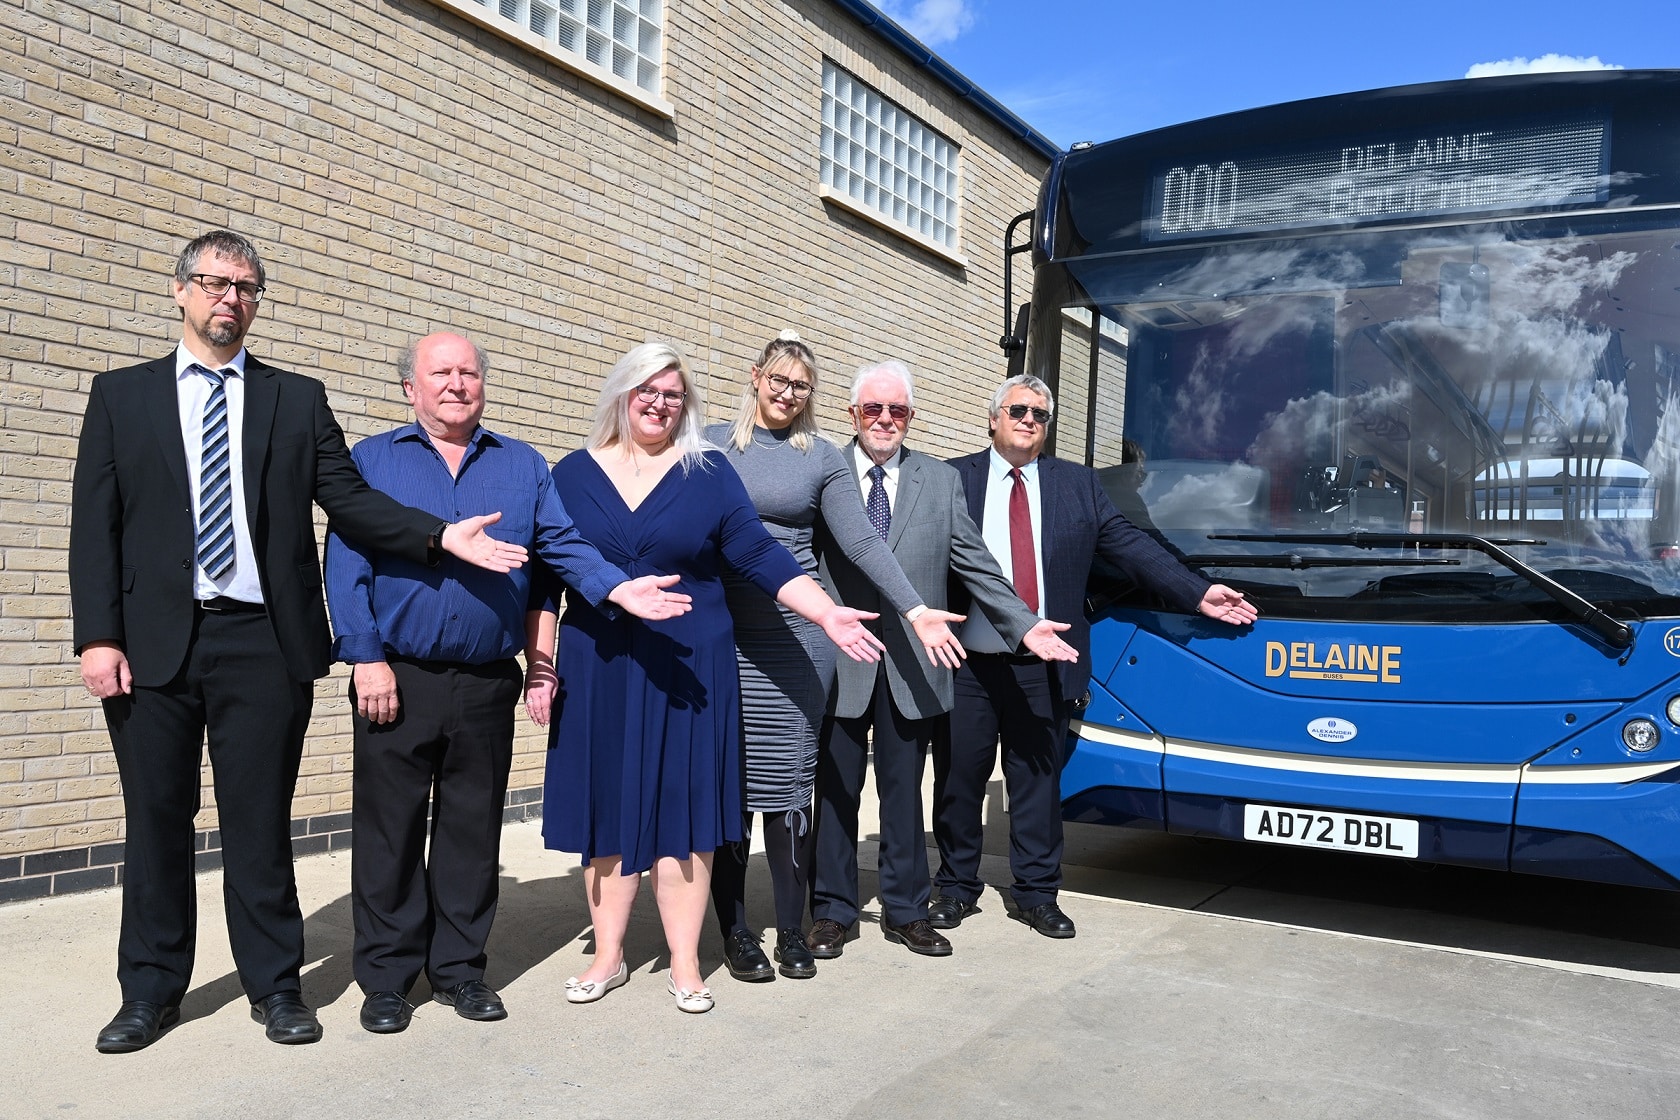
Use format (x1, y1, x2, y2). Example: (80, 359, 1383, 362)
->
(807, 361, 1076, 958)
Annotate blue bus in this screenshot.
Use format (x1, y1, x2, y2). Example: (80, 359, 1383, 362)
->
(1005, 69, 1680, 889)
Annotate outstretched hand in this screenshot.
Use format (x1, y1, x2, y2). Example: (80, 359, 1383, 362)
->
(609, 573, 693, 621)
(1199, 584, 1258, 625)
(1022, 618, 1079, 663)
(910, 608, 967, 669)
(442, 512, 529, 573)
(822, 606, 886, 663)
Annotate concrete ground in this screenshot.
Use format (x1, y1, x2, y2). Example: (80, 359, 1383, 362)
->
(6, 776, 1680, 1120)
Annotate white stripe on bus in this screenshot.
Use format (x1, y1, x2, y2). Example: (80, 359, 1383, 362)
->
(1069, 721, 1680, 786)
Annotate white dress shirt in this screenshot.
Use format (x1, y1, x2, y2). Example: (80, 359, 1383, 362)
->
(175, 344, 263, 603)
(956, 449, 1044, 654)
(979, 448, 1044, 617)
(852, 441, 901, 509)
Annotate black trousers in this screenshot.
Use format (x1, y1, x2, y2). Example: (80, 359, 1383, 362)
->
(350, 657, 521, 995)
(932, 654, 1068, 910)
(810, 678, 935, 929)
(105, 609, 314, 1006)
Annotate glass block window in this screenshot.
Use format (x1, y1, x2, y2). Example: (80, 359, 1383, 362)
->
(464, 0, 662, 95)
(821, 61, 959, 250)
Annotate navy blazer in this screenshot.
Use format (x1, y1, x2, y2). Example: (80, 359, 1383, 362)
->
(70, 353, 441, 687)
(947, 450, 1212, 701)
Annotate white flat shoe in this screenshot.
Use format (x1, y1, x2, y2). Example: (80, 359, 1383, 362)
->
(667, 978, 714, 1014)
(564, 962, 629, 1004)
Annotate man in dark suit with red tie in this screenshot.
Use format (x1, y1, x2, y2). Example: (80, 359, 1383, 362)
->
(931, 375, 1256, 938)
(70, 231, 532, 1053)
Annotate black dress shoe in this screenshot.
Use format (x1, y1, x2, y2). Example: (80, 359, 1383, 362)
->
(359, 991, 413, 1034)
(95, 1000, 180, 1053)
(722, 928, 775, 982)
(773, 927, 817, 979)
(806, 918, 849, 959)
(927, 895, 980, 930)
(1018, 901, 1077, 939)
(250, 993, 323, 1044)
(432, 979, 507, 1021)
(882, 918, 953, 957)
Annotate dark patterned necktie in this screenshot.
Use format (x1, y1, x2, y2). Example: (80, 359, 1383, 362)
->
(866, 463, 890, 541)
(193, 364, 235, 581)
(1008, 467, 1038, 612)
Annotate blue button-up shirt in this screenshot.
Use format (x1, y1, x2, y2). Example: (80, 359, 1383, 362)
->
(325, 423, 627, 665)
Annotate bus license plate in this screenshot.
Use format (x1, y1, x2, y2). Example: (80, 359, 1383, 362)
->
(1242, 804, 1419, 858)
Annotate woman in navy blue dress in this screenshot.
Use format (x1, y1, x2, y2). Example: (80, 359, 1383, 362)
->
(527, 341, 882, 1013)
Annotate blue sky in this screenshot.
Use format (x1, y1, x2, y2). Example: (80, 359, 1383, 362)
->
(875, 0, 1680, 148)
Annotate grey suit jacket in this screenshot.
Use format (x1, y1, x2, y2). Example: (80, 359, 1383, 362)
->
(818, 442, 1039, 721)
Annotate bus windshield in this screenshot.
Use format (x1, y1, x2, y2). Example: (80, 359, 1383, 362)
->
(1038, 216, 1680, 623)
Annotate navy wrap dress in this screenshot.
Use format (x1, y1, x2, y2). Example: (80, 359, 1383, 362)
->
(541, 449, 804, 874)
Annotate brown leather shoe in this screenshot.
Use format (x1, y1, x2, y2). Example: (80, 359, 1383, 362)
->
(882, 918, 953, 957)
(806, 918, 849, 959)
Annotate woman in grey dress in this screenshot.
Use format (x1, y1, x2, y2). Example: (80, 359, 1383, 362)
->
(706, 331, 966, 981)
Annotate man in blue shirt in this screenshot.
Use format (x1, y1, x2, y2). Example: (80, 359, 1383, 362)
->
(324, 331, 689, 1034)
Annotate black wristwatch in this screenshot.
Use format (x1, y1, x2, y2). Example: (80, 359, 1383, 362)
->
(425, 522, 447, 566)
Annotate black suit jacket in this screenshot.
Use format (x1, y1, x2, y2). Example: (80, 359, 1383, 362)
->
(70, 353, 439, 687)
(947, 451, 1212, 701)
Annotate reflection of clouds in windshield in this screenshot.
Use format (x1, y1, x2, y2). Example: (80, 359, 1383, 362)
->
(1443, 242, 1638, 399)
(1164, 247, 1368, 453)
(1527, 376, 1629, 453)
(1243, 382, 1414, 466)
(1167, 247, 1368, 331)
(1147, 463, 1269, 529)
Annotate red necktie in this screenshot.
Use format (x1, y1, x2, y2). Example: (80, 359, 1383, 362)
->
(1008, 467, 1038, 613)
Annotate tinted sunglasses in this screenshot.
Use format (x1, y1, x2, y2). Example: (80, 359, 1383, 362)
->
(856, 402, 910, 421)
(1006, 404, 1052, 425)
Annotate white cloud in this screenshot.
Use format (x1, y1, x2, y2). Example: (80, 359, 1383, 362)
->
(1465, 54, 1623, 79)
(879, 0, 976, 48)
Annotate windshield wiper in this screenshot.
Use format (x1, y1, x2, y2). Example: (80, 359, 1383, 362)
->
(1184, 554, 1459, 569)
(1208, 531, 1636, 650)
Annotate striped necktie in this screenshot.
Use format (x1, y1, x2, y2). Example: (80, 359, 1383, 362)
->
(193, 364, 236, 581)
(866, 464, 890, 541)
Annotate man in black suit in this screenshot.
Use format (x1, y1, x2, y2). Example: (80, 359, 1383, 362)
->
(70, 230, 532, 1053)
(931, 375, 1256, 938)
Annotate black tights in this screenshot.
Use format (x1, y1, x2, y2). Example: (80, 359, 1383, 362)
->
(711, 808, 813, 935)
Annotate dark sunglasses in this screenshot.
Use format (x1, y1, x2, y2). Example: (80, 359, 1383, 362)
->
(1006, 404, 1052, 425)
(856, 402, 910, 421)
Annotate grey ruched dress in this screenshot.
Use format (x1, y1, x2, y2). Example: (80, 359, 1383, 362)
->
(706, 423, 921, 812)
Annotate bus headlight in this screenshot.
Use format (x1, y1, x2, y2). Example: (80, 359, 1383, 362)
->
(1623, 719, 1660, 753)
(1667, 696, 1680, 726)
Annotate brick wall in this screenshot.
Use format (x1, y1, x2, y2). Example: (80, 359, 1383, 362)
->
(0, 0, 1049, 899)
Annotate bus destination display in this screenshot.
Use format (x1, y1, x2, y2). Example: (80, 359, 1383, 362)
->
(1147, 114, 1608, 242)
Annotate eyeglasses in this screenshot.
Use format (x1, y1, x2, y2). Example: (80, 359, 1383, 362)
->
(1005, 404, 1052, 425)
(855, 402, 911, 422)
(634, 384, 687, 407)
(764, 372, 814, 399)
(188, 274, 265, 304)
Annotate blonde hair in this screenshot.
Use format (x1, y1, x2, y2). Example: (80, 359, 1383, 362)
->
(726, 331, 827, 454)
(586, 341, 710, 473)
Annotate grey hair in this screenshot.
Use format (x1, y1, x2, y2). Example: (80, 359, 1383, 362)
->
(587, 340, 710, 472)
(174, 230, 266, 288)
(398, 334, 491, 386)
(848, 359, 915, 407)
(726, 332, 827, 454)
(988, 373, 1054, 419)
